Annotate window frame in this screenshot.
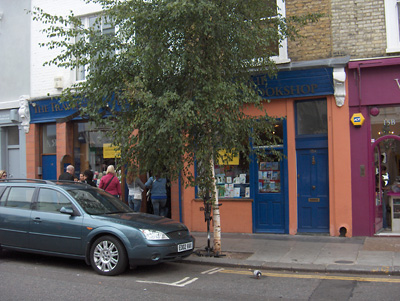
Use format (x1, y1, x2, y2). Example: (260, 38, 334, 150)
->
(1, 187, 35, 210)
(271, 0, 289, 64)
(75, 14, 116, 82)
(385, 0, 400, 53)
(36, 187, 73, 213)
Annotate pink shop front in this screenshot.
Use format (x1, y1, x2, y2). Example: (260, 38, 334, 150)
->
(349, 57, 400, 236)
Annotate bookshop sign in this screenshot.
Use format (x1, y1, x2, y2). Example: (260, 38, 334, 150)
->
(252, 68, 334, 100)
(29, 98, 80, 123)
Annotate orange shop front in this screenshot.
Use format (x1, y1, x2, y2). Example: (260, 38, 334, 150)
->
(179, 65, 352, 236)
(26, 98, 120, 186)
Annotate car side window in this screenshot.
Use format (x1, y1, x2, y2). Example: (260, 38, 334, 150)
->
(3, 187, 35, 209)
(0, 187, 9, 206)
(0, 186, 5, 199)
(37, 188, 72, 213)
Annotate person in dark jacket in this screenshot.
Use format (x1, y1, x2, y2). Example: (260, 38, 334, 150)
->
(145, 174, 167, 216)
(83, 169, 96, 187)
(59, 165, 75, 181)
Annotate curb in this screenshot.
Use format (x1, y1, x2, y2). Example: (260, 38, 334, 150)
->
(180, 255, 400, 276)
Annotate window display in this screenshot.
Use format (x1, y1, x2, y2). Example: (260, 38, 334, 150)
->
(73, 122, 117, 185)
(258, 161, 281, 193)
(215, 153, 250, 198)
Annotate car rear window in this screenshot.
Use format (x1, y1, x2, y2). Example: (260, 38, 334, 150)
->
(0, 187, 35, 209)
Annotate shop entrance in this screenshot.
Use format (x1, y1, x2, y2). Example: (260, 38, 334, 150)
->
(295, 99, 329, 233)
(372, 136, 400, 234)
(370, 107, 400, 234)
(42, 155, 57, 180)
(297, 148, 329, 232)
(253, 152, 286, 233)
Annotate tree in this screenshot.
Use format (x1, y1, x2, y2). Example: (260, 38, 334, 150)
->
(32, 0, 320, 254)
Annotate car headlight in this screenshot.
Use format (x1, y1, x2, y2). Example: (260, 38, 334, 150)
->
(140, 229, 169, 240)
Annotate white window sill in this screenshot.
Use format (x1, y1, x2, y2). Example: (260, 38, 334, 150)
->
(386, 47, 400, 54)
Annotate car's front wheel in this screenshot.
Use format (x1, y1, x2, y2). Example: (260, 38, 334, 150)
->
(90, 235, 128, 276)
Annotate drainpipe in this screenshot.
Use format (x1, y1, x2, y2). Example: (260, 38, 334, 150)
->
(179, 172, 182, 223)
(357, 65, 362, 112)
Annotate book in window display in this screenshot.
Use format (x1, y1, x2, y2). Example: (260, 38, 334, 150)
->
(258, 161, 281, 193)
(214, 156, 250, 198)
(245, 187, 250, 198)
(216, 174, 225, 184)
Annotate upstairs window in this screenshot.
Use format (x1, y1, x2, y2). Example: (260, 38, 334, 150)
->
(385, 0, 400, 53)
(75, 15, 115, 81)
(254, 0, 288, 64)
(271, 0, 289, 63)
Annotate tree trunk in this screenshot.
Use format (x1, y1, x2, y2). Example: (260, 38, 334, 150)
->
(211, 158, 222, 254)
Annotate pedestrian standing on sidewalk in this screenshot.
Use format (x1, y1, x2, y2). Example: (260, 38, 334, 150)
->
(145, 174, 167, 217)
(99, 165, 122, 200)
(59, 165, 75, 181)
(83, 169, 96, 187)
(126, 171, 146, 212)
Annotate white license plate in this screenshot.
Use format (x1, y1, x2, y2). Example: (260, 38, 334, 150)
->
(177, 242, 193, 252)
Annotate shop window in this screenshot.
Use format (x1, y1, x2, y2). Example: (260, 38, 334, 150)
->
(371, 106, 400, 140)
(73, 122, 116, 183)
(258, 156, 281, 194)
(296, 100, 327, 136)
(215, 152, 250, 198)
(43, 124, 56, 153)
(214, 119, 284, 198)
(385, 0, 400, 53)
(254, 120, 283, 194)
(7, 126, 19, 146)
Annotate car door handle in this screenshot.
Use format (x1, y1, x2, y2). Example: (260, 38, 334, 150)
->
(33, 217, 42, 223)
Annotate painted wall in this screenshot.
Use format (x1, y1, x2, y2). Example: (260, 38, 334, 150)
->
(348, 58, 400, 107)
(31, 0, 102, 98)
(0, 0, 31, 106)
(348, 58, 400, 236)
(327, 93, 353, 236)
(178, 92, 353, 236)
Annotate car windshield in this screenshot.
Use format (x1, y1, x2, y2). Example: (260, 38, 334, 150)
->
(67, 188, 131, 215)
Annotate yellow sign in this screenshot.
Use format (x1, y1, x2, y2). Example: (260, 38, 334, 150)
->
(103, 143, 121, 158)
(217, 150, 239, 165)
(350, 113, 365, 127)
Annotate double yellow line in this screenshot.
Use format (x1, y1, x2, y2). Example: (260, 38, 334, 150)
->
(219, 269, 400, 283)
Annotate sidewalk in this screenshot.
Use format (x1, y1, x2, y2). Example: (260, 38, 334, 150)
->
(182, 232, 400, 275)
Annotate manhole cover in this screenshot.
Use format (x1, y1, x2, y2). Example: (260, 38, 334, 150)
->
(334, 260, 354, 264)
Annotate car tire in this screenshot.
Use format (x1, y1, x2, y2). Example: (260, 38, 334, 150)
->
(90, 235, 128, 276)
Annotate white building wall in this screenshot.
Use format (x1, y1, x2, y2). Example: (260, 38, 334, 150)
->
(31, 0, 102, 98)
(0, 0, 31, 177)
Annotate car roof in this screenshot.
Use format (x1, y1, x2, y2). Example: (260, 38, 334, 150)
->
(0, 179, 95, 190)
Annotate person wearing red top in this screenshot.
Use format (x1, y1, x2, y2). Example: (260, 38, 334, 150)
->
(99, 165, 122, 200)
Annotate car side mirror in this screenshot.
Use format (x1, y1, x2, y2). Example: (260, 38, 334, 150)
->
(60, 207, 75, 215)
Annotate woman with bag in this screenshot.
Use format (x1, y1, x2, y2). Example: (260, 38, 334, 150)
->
(126, 171, 146, 212)
(99, 165, 122, 200)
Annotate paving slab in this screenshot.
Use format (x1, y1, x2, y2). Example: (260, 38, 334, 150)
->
(185, 232, 400, 275)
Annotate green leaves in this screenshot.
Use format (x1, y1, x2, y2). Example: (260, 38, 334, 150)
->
(33, 0, 320, 197)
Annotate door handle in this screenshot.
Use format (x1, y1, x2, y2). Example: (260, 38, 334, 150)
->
(33, 217, 42, 223)
(312, 185, 316, 190)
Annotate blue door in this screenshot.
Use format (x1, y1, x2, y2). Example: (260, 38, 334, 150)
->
(297, 148, 329, 232)
(42, 155, 57, 180)
(253, 154, 286, 233)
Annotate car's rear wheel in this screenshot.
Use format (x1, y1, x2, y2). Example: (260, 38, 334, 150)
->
(90, 235, 128, 276)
